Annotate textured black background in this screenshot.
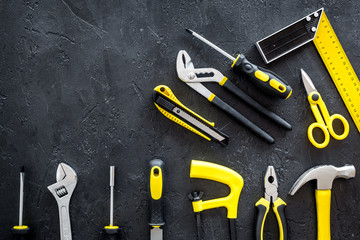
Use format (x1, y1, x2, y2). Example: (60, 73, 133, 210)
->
(1, 0, 359, 239)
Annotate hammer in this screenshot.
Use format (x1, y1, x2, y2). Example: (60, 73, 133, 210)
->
(289, 165, 356, 240)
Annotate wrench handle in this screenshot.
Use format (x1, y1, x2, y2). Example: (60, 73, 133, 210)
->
(59, 204, 72, 240)
(315, 189, 331, 240)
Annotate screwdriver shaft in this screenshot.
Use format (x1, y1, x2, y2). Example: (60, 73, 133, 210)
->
(110, 166, 115, 226)
(19, 167, 25, 226)
(186, 29, 236, 61)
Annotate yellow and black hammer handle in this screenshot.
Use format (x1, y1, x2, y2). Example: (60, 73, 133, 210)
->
(232, 55, 292, 99)
(255, 198, 287, 240)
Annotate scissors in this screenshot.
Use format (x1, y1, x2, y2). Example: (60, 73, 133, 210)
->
(301, 69, 349, 148)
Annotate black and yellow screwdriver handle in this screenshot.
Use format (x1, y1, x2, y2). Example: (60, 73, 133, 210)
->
(12, 226, 30, 240)
(232, 55, 292, 99)
(255, 198, 287, 240)
(149, 159, 165, 228)
(103, 228, 120, 240)
(219, 79, 292, 130)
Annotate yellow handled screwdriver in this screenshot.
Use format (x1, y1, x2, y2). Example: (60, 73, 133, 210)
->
(149, 159, 165, 240)
(103, 166, 120, 239)
(12, 166, 30, 240)
(186, 29, 292, 99)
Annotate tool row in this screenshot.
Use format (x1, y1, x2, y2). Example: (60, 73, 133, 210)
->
(12, 162, 355, 240)
(153, 26, 350, 148)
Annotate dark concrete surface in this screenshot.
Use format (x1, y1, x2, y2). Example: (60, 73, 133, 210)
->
(1, 0, 359, 239)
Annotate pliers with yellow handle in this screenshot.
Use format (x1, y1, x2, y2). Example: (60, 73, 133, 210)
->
(255, 166, 287, 240)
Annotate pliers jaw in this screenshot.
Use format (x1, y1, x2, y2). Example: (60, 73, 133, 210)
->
(176, 50, 227, 100)
(264, 166, 278, 203)
(256, 166, 287, 240)
(176, 50, 225, 84)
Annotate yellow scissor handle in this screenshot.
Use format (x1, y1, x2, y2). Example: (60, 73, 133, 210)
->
(190, 160, 244, 219)
(327, 114, 349, 140)
(307, 92, 349, 148)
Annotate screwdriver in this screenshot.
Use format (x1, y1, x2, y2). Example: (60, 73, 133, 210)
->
(103, 166, 120, 239)
(12, 166, 30, 240)
(185, 29, 292, 99)
(149, 159, 165, 240)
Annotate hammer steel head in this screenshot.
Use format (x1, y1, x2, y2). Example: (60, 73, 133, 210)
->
(289, 165, 356, 195)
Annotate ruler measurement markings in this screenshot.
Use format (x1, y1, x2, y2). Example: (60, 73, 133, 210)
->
(314, 12, 360, 132)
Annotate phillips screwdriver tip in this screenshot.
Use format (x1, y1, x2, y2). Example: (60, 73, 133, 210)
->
(21, 166, 25, 173)
(185, 28, 193, 34)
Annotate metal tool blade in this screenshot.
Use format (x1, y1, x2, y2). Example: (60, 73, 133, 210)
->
(301, 69, 317, 95)
(155, 95, 228, 144)
(19, 166, 25, 226)
(150, 227, 163, 240)
(256, 8, 323, 63)
(186, 28, 236, 61)
(173, 106, 227, 143)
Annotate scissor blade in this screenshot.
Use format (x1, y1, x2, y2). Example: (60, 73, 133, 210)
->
(301, 69, 317, 95)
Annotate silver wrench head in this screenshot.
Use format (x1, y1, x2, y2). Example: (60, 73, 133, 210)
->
(48, 163, 77, 202)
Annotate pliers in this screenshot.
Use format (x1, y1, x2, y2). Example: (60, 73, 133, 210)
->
(255, 166, 287, 240)
(176, 50, 291, 144)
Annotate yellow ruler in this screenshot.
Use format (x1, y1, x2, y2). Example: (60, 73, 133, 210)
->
(314, 12, 360, 133)
(256, 8, 360, 133)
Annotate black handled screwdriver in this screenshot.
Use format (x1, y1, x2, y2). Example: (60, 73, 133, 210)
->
(103, 166, 120, 239)
(12, 166, 30, 240)
(186, 29, 292, 99)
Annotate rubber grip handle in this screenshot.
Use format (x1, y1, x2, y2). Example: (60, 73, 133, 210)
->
(12, 232, 29, 240)
(211, 96, 275, 144)
(232, 55, 292, 99)
(104, 236, 118, 240)
(273, 198, 287, 240)
(222, 80, 292, 130)
(255, 198, 270, 240)
(229, 219, 237, 240)
(149, 159, 165, 227)
(13, 235, 29, 240)
(103, 228, 120, 240)
(315, 189, 331, 240)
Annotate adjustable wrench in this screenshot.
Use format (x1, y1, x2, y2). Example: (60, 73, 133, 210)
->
(48, 163, 77, 240)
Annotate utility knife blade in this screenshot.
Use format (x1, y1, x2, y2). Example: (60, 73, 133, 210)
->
(153, 85, 229, 146)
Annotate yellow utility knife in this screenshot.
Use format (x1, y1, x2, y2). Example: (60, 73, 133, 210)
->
(153, 85, 229, 145)
(149, 159, 165, 240)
